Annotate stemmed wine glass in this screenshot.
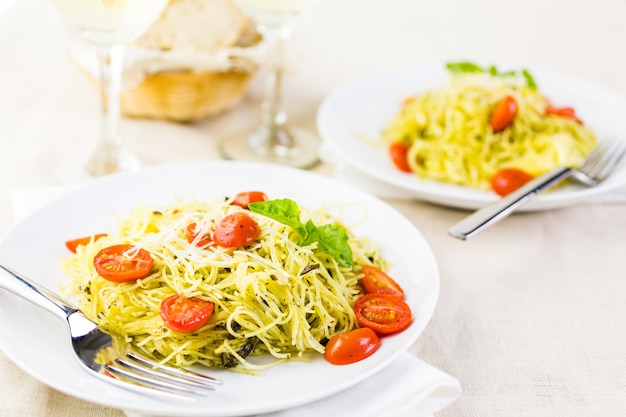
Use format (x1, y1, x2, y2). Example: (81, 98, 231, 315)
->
(50, 0, 169, 176)
(219, 0, 320, 169)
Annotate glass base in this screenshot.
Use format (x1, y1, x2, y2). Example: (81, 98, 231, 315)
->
(48, 144, 140, 185)
(85, 144, 140, 177)
(219, 125, 320, 169)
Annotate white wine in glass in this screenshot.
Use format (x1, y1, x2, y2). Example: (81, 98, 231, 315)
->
(219, 0, 320, 169)
(51, 0, 168, 176)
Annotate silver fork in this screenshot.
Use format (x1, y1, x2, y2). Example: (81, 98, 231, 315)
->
(0, 263, 222, 401)
(449, 139, 626, 240)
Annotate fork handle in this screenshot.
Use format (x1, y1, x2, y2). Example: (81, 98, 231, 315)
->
(0, 263, 76, 320)
(448, 167, 573, 240)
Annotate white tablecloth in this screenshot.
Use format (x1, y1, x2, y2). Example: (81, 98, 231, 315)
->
(1, 0, 626, 416)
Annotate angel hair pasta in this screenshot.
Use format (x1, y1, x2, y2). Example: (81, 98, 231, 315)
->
(382, 63, 598, 189)
(61, 194, 386, 372)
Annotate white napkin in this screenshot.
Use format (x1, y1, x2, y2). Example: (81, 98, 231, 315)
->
(257, 353, 460, 417)
(10, 185, 461, 417)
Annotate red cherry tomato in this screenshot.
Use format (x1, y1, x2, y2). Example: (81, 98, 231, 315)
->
(388, 142, 412, 173)
(160, 294, 214, 333)
(354, 294, 412, 335)
(65, 233, 107, 253)
(214, 212, 261, 248)
(360, 265, 404, 298)
(93, 244, 153, 282)
(491, 168, 534, 196)
(545, 106, 582, 124)
(490, 95, 518, 132)
(185, 222, 212, 247)
(324, 327, 381, 365)
(232, 191, 268, 209)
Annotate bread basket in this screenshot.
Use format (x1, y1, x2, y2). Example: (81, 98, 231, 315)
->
(119, 54, 257, 122)
(119, 70, 251, 122)
(71, 0, 262, 123)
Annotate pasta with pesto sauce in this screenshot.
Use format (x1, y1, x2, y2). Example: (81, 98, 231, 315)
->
(61, 194, 386, 372)
(382, 69, 598, 189)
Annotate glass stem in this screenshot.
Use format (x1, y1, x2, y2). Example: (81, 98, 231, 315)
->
(259, 26, 292, 148)
(87, 44, 126, 175)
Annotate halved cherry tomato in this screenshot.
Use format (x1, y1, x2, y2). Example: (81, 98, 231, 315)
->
(232, 191, 268, 209)
(545, 106, 582, 124)
(490, 95, 518, 132)
(185, 222, 212, 247)
(360, 265, 404, 298)
(93, 244, 153, 282)
(214, 212, 261, 248)
(324, 327, 381, 365)
(354, 294, 412, 335)
(388, 142, 412, 173)
(65, 233, 107, 253)
(160, 294, 214, 333)
(491, 168, 534, 196)
(546, 106, 575, 117)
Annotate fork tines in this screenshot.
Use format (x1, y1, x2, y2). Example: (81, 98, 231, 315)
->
(582, 139, 626, 182)
(104, 352, 222, 398)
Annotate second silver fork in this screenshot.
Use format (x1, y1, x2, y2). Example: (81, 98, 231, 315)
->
(448, 139, 626, 240)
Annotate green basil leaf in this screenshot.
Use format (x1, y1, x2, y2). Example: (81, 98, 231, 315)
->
(522, 69, 537, 90)
(248, 199, 306, 236)
(447, 62, 539, 90)
(305, 223, 353, 268)
(250, 199, 354, 268)
(301, 220, 318, 245)
(446, 61, 484, 74)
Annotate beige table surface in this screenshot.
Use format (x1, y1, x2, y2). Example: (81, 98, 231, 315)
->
(2, 0, 626, 416)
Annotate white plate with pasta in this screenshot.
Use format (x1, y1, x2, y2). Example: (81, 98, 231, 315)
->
(317, 63, 626, 210)
(0, 161, 439, 416)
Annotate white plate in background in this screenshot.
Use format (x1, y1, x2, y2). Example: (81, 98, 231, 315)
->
(317, 64, 626, 211)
